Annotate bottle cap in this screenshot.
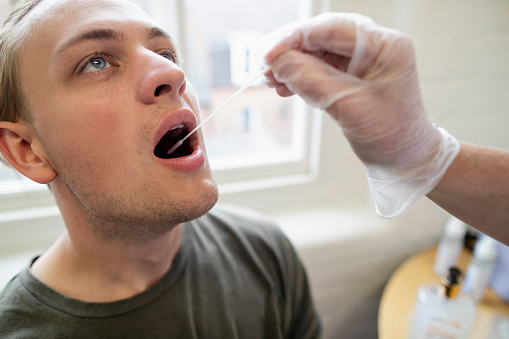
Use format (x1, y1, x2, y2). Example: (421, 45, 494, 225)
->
(444, 217, 467, 240)
(475, 235, 498, 262)
(441, 267, 461, 299)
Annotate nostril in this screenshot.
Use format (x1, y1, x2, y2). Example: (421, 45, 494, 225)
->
(154, 84, 171, 97)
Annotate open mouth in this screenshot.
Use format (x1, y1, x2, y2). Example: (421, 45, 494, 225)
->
(154, 123, 194, 159)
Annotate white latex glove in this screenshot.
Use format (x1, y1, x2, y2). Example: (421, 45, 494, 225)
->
(255, 12, 460, 217)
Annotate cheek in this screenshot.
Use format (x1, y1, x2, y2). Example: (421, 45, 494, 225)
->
(72, 98, 121, 130)
(40, 100, 131, 168)
(65, 112, 118, 152)
(40, 111, 140, 193)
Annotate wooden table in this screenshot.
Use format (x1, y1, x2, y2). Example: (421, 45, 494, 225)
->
(378, 246, 509, 339)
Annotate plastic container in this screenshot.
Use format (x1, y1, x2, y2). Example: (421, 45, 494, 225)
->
(490, 241, 509, 303)
(434, 217, 467, 277)
(462, 235, 498, 302)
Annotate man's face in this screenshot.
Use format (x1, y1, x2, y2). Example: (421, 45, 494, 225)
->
(19, 0, 218, 233)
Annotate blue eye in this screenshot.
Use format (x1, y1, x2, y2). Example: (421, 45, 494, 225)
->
(82, 56, 111, 74)
(160, 50, 177, 63)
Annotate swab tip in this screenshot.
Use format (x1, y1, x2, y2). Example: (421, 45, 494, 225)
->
(166, 139, 184, 155)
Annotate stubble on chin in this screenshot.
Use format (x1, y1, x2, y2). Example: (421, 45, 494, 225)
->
(85, 184, 219, 246)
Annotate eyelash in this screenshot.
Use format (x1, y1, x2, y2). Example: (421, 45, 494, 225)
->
(79, 52, 114, 74)
(158, 48, 179, 64)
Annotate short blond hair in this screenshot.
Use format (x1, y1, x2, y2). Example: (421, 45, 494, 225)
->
(0, 0, 45, 123)
(0, 0, 45, 166)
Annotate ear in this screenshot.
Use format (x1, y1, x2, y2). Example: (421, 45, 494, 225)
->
(0, 121, 57, 184)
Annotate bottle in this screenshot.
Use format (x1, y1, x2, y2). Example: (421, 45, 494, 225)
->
(490, 241, 509, 303)
(409, 267, 477, 339)
(462, 235, 498, 302)
(434, 217, 467, 277)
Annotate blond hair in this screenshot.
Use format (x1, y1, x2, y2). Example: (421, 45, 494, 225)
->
(0, 0, 46, 123)
(0, 0, 45, 166)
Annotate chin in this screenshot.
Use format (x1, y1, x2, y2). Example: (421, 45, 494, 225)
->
(165, 178, 219, 223)
(188, 179, 219, 218)
(90, 181, 219, 245)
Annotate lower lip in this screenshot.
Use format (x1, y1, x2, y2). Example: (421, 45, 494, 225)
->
(155, 143, 205, 172)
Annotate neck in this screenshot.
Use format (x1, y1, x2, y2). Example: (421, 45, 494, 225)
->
(31, 178, 185, 302)
(31, 223, 182, 302)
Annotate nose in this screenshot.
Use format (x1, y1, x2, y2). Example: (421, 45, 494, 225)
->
(138, 52, 187, 105)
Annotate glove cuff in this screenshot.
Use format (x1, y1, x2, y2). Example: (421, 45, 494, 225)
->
(366, 127, 460, 218)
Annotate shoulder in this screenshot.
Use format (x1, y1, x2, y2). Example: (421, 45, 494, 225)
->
(0, 274, 25, 312)
(0, 273, 38, 336)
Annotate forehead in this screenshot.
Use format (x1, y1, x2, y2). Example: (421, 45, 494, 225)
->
(21, 0, 159, 47)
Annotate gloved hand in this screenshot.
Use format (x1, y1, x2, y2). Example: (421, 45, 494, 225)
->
(255, 12, 460, 217)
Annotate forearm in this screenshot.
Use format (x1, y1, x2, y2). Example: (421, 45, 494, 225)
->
(427, 142, 509, 245)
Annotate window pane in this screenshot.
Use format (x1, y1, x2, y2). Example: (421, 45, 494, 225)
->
(0, 162, 18, 182)
(183, 0, 306, 170)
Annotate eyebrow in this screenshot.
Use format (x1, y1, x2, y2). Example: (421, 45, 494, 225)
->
(55, 26, 172, 56)
(147, 26, 171, 41)
(56, 28, 125, 56)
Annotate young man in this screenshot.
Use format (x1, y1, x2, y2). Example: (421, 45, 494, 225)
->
(0, 0, 320, 337)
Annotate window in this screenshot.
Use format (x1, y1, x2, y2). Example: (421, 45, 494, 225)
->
(176, 0, 319, 185)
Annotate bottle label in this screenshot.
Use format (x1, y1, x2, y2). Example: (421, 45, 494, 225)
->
(425, 316, 463, 338)
(409, 295, 475, 339)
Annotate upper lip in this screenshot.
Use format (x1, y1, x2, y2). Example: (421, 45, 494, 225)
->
(152, 107, 198, 151)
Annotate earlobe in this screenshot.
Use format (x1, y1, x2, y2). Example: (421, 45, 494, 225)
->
(0, 122, 57, 184)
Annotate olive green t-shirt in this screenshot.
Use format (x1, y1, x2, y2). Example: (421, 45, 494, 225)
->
(0, 206, 320, 338)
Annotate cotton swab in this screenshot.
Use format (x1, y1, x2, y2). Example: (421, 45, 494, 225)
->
(167, 66, 272, 156)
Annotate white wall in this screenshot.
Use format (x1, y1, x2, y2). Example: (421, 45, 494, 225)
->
(329, 0, 509, 149)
